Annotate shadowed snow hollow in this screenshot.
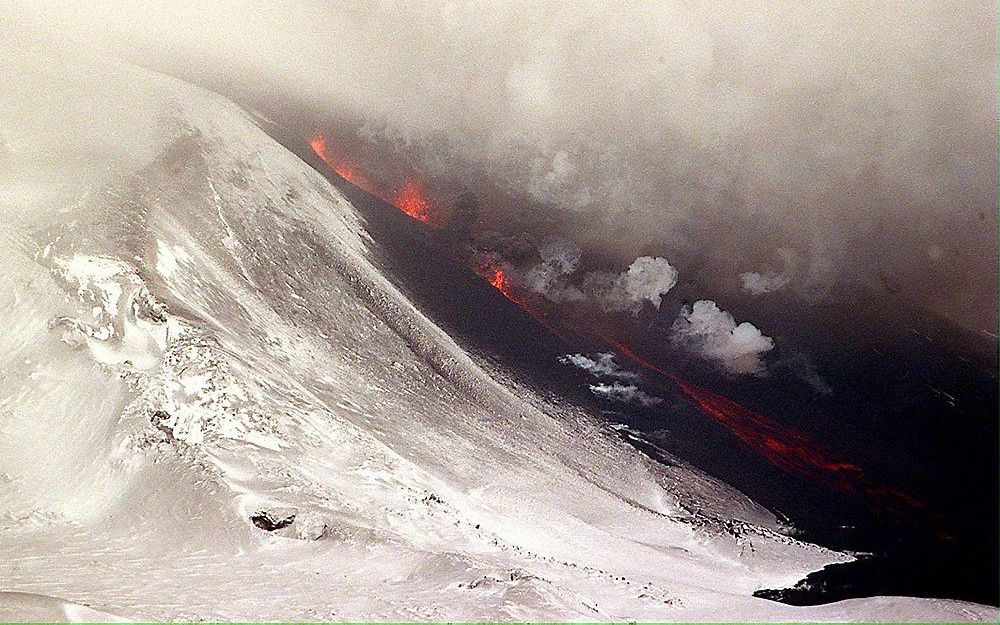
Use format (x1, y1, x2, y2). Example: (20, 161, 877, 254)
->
(0, 49, 995, 623)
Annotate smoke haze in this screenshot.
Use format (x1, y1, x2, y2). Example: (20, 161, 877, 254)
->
(4, 0, 996, 332)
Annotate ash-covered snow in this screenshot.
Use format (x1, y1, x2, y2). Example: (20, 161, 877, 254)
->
(0, 50, 995, 623)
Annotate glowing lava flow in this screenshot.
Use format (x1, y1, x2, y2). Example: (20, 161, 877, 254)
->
(604, 337, 928, 523)
(310, 134, 444, 227)
(392, 180, 433, 224)
(606, 338, 865, 492)
(468, 260, 904, 509)
(471, 254, 529, 312)
(468, 249, 868, 494)
(310, 135, 376, 194)
(470, 264, 923, 520)
(306, 132, 923, 523)
(473, 257, 510, 296)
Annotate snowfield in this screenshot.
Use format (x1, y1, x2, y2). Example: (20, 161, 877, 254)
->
(0, 49, 996, 622)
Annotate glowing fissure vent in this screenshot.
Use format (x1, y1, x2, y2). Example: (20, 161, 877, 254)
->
(472, 254, 513, 300)
(309, 133, 439, 226)
(392, 180, 432, 224)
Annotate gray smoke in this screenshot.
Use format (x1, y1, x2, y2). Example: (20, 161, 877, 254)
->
(522, 238, 586, 303)
(519, 248, 677, 314)
(519, 238, 678, 314)
(741, 248, 797, 296)
(4, 0, 995, 333)
(774, 352, 835, 396)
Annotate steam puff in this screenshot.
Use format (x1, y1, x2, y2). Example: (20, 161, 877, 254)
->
(524, 238, 586, 302)
(618, 257, 679, 310)
(523, 246, 677, 314)
(774, 352, 834, 395)
(741, 271, 790, 296)
(559, 353, 637, 380)
(671, 300, 774, 375)
(589, 382, 663, 407)
(586, 256, 678, 314)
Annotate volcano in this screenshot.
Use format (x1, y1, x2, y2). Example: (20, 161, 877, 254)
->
(0, 49, 996, 623)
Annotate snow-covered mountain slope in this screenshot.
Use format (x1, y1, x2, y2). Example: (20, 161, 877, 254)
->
(0, 50, 995, 622)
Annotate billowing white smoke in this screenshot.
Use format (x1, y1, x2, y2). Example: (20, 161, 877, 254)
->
(671, 300, 774, 375)
(559, 353, 637, 380)
(593, 256, 679, 313)
(589, 382, 663, 407)
(523, 242, 678, 314)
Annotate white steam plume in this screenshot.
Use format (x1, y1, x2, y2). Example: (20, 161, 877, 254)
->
(671, 300, 774, 375)
(559, 353, 637, 380)
(589, 382, 663, 407)
(523, 250, 678, 315)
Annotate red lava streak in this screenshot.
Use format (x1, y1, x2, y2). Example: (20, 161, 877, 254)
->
(606, 338, 864, 491)
(607, 337, 927, 522)
(472, 255, 517, 302)
(307, 131, 924, 523)
(392, 180, 433, 225)
(310, 135, 376, 194)
(470, 257, 878, 498)
(310, 133, 443, 227)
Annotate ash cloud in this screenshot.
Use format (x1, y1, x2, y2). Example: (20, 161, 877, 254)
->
(7, 0, 996, 332)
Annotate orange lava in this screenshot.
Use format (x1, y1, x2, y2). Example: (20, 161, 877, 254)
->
(605, 338, 864, 491)
(309, 133, 444, 227)
(310, 135, 376, 194)
(309, 134, 327, 156)
(308, 130, 924, 523)
(472, 255, 514, 300)
(392, 180, 433, 225)
(605, 337, 928, 522)
(333, 163, 374, 192)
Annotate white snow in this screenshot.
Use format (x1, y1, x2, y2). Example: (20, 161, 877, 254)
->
(155, 239, 193, 279)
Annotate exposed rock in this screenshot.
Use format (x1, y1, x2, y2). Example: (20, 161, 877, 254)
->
(250, 509, 296, 532)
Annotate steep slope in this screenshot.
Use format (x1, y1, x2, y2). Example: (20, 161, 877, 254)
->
(0, 50, 995, 622)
